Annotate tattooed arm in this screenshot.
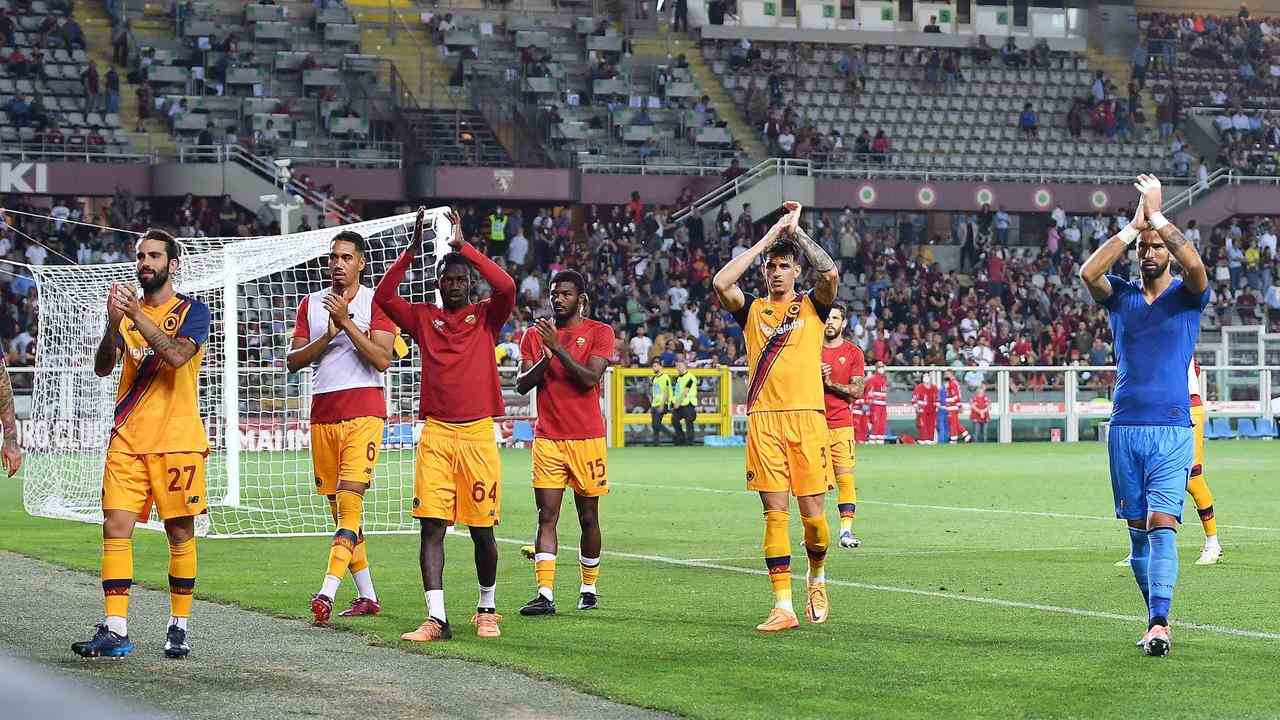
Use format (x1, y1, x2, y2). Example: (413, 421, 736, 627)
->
(792, 225, 840, 308)
(0, 354, 21, 477)
(1137, 175, 1208, 295)
(113, 285, 200, 368)
(823, 371, 865, 401)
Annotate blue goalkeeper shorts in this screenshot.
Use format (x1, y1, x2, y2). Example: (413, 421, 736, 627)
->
(1107, 425, 1192, 522)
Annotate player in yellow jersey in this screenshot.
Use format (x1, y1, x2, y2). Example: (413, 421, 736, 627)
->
(75, 229, 211, 660)
(713, 201, 841, 632)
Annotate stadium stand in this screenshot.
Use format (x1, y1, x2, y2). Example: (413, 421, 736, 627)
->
(702, 39, 1172, 178)
(0, 0, 133, 154)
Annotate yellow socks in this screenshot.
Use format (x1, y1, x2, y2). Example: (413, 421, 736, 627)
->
(835, 469, 857, 534)
(321, 490, 362, 599)
(579, 554, 600, 593)
(802, 514, 829, 584)
(763, 510, 792, 612)
(168, 538, 197, 622)
(101, 537, 133, 633)
(534, 553, 556, 600)
(1186, 469, 1217, 539)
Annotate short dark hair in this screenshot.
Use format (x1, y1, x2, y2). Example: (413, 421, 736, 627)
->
(138, 228, 180, 262)
(551, 269, 587, 295)
(331, 230, 366, 257)
(827, 303, 846, 318)
(436, 252, 471, 276)
(765, 237, 801, 263)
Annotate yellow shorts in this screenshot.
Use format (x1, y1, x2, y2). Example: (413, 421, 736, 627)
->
(826, 426, 856, 488)
(532, 437, 609, 497)
(311, 416, 385, 495)
(1191, 404, 1205, 476)
(102, 451, 208, 522)
(745, 410, 829, 497)
(413, 417, 501, 527)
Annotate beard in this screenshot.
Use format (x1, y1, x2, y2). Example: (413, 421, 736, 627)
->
(138, 265, 169, 292)
(1140, 259, 1169, 280)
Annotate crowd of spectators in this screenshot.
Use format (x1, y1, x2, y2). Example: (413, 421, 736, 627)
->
(6, 189, 1280, 398)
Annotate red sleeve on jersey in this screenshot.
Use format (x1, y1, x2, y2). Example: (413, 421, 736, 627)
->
(850, 347, 865, 378)
(591, 323, 617, 361)
(519, 326, 542, 367)
(291, 296, 310, 341)
(459, 242, 515, 337)
(369, 299, 396, 334)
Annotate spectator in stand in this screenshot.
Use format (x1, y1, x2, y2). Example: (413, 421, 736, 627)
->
(972, 35, 993, 66)
(1001, 38, 1024, 68)
(994, 206, 1011, 246)
(1131, 41, 1148, 89)
(923, 15, 941, 33)
(1018, 102, 1039, 138)
(870, 129, 891, 163)
(1090, 71, 1106, 106)
(81, 62, 101, 113)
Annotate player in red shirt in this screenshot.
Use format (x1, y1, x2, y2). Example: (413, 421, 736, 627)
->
(864, 363, 888, 444)
(943, 370, 972, 443)
(374, 208, 515, 642)
(969, 385, 991, 442)
(514, 270, 615, 615)
(819, 305, 865, 549)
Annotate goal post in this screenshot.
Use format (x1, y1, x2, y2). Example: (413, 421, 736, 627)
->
(24, 208, 456, 537)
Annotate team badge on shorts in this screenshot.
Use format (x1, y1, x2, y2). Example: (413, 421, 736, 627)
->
(412, 497, 420, 508)
(746, 470, 755, 483)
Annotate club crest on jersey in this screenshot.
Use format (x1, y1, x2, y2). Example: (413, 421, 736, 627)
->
(433, 319, 445, 330)
(464, 314, 477, 324)
(576, 336, 586, 347)
(162, 315, 179, 333)
(838, 357, 847, 364)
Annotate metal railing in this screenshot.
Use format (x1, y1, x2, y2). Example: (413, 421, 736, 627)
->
(1165, 169, 1280, 216)
(173, 143, 361, 223)
(670, 157, 808, 222)
(0, 144, 157, 164)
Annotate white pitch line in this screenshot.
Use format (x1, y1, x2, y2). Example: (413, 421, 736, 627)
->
(444, 530, 1280, 642)
(611, 482, 1280, 533)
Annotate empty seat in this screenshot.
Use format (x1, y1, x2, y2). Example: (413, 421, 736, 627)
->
(1209, 417, 1237, 439)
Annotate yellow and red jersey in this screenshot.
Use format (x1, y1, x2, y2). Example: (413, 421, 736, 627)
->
(111, 293, 211, 455)
(731, 290, 830, 414)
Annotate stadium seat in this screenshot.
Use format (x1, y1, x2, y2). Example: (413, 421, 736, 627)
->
(1255, 417, 1278, 439)
(1236, 418, 1258, 438)
(1209, 417, 1237, 439)
(1202, 419, 1221, 440)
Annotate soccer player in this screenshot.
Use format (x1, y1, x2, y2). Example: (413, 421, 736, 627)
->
(375, 208, 516, 642)
(865, 363, 888, 444)
(648, 359, 675, 446)
(712, 201, 840, 632)
(1079, 174, 1208, 657)
(943, 370, 972, 443)
(287, 231, 396, 624)
(820, 305, 865, 549)
(1116, 359, 1222, 567)
(75, 229, 211, 659)
(514, 270, 615, 615)
(0, 352, 21, 478)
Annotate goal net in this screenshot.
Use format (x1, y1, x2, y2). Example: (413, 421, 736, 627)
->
(23, 208, 459, 537)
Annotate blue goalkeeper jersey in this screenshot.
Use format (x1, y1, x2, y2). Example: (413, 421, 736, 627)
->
(1101, 274, 1209, 427)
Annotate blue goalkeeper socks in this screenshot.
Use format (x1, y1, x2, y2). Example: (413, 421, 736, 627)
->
(1127, 527, 1151, 612)
(1147, 527, 1179, 625)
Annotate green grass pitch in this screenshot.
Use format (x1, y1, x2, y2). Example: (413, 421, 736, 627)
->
(5, 443, 1280, 719)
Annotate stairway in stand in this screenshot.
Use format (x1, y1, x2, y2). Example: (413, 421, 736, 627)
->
(74, 4, 175, 155)
(630, 35, 767, 163)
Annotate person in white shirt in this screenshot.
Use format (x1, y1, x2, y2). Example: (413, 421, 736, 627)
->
(1232, 111, 1250, 139)
(1063, 220, 1082, 248)
(507, 229, 528, 268)
(1210, 89, 1227, 106)
(1258, 223, 1277, 257)
(519, 273, 540, 301)
(629, 329, 653, 364)
(1050, 205, 1066, 229)
(667, 281, 688, 310)
(1184, 219, 1201, 251)
(777, 129, 796, 155)
(1214, 112, 1234, 137)
(50, 200, 70, 232)
(681, 306, 700, 337)
(24, 242, 48, 266)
